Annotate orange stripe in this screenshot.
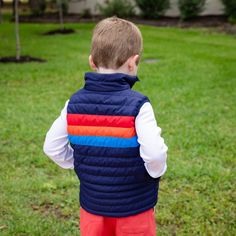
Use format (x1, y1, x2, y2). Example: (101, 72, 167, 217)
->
(67, 125, 136, 138)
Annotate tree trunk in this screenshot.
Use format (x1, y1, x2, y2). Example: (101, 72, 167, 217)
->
(15, 0, 21, 60)
(58, 0, 64, 30)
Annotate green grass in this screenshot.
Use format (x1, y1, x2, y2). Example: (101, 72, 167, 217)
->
(0, 20, 235, 235)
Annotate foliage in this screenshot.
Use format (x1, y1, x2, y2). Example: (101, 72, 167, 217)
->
(29, 0, 46, 16)
(97, 0, 134, 18)
(221, 0, 236, 23)
(178, 0, 205, 20)
(0, 22, 236, 235)
(135, 0, 170, 18)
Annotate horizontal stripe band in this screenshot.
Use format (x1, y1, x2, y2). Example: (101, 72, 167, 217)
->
(68, 135, 139, 148)
(67, 114, 135, 128)
(72, 145, 140, 158)
(67, 125, 136, 138)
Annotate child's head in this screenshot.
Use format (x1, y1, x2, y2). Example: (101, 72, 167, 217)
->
(89, 17, 143, 75)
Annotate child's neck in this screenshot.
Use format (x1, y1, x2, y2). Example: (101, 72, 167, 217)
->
(97, 67, 135, 76)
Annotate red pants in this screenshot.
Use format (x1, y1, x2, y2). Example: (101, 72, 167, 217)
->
(80, 207, 156, 236)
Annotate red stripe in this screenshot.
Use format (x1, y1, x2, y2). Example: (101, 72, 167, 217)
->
(67, 114, 135, 128)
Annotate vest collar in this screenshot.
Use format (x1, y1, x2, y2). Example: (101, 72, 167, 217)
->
(84, 72, 139, 92)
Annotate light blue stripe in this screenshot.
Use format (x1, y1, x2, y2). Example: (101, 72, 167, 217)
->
(68, 135, 139, 148)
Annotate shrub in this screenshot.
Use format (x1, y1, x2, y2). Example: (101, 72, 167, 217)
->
(135, 0, 170, 19)
(29, 0, 46, 16)
(178, 0, 206, 20)
(55, 0, 68, 14)
(49, 0, 68, 14)
(98, 0, 134, 18)
(61, 0, 68, 14)
(81, 8, 92, 19)
(221, 0, 236, 23)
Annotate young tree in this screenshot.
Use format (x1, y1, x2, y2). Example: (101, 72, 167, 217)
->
(15, 0, 21, 60)
(58, 0, 64, 30)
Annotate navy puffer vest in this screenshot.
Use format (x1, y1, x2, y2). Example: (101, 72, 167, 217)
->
(67, 72, 160, 217)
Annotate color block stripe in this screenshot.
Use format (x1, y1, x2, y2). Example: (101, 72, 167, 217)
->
(67, 125, 136, 138)
(68, 135, 139, 148)
(67, 114, 134, 128)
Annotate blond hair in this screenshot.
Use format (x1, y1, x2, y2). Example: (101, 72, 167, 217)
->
(91, 17, 143, 69)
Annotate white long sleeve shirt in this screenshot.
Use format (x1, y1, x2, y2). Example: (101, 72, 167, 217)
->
(43, 101, 167, 178)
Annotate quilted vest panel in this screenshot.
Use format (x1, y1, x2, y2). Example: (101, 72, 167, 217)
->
(67, 72, 160, 217)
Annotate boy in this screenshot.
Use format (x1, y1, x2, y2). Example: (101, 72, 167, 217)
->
(44, 17, 167, 236)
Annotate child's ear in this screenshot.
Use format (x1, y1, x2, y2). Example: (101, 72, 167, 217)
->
(134, 54, 140, 65)
(89, 55, 97, 71)
(128, 54, 140, 72)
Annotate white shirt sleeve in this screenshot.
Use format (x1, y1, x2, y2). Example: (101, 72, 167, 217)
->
(43, 100, 74, 169)
(135, 102, 168, 178)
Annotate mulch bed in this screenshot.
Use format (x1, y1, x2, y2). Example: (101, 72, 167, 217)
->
(18, 13, 92, 24)
(131, 16, 236, 35)
(131, 15, 229, 28)
(19, 14, 228, 27)
(0, 56, 46, 63)
(18, 14, 236, 35)
(42, 28, 75, 35)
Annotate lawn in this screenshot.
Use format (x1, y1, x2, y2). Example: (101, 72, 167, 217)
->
(0, 20, 235, 235)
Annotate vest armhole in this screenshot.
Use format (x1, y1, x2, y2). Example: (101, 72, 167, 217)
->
(136, 96, 150, 116)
